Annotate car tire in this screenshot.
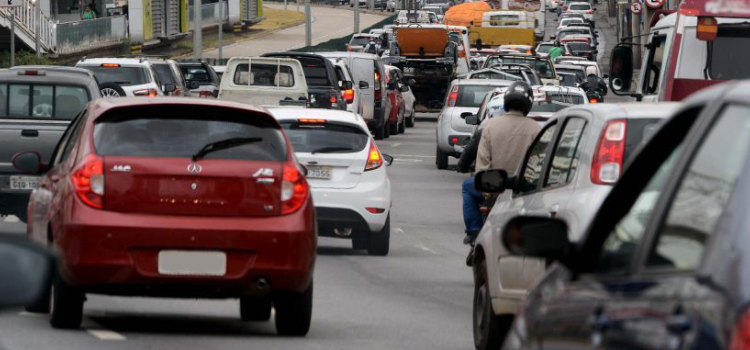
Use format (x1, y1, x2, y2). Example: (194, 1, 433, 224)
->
(99, 82, 126, 97)
(352, 234, 368, 250)
(384, 121, 391, 139)
(373, 124, 385, 140)
(473, 259, 513, 350)
(240, 296, 272, 321)
(24, 279, 51, 313)
(398, 114, 406, 134)
(274, 282, 313, 336)
(49, 273, 84, 329)
(436, 146, 449, 170)
(367, 214, 390, 256)
(389, 120, 398, 135)
(406, 108, 415, 127)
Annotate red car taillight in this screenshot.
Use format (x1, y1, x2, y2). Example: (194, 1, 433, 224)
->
(365, 140, 383, 171)
(374, 72, 382, 101)
(134, 89, 157, 97)
(731, 310, 750, 350)
(446, 85, 459, 107)
(591, 120, 626, 185)
(343, 89, 355, 104)
(589, 98, 598, 103)
(330, 95, 339, 108)
(587, 9, 593, 14)
(199, 91, 213, 98)
(347, 44, 353, 51)
(281, 165, 308, 215)
(72, 154, 105, 209)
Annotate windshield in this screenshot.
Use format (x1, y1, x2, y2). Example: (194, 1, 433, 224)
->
(180, 65, 214, 84)
(556, 67, 585, 80)
(469, 71, 523, 81)
(82, 66, 149, 86)
(496, 57, 555, 79)
(537, 44, 553, 53)
(281, 121, 369, 153)
(559, 73, 580, 86)
(569, 3, 590, 10)
(709, 23, 750, 80)
(456, 85, 500, 107)
(350, 36, 372, 46)
(152, 64, 177, 85)
(567, 42, 591, 52)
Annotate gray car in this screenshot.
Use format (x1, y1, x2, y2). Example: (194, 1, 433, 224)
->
(0, 66, 102, 222)
(435, 79, 514, 169)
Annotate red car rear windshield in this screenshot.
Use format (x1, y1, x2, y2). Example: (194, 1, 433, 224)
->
(93, 106, 287, 161)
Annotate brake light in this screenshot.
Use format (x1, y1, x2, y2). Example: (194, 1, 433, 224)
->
(298, 118, 327, 123)
(330, 95, 339, 108)
(587, 10, 593, 14)
(72, 154, 105, 209)
(281, 165, 308, 215)
(365, 140, 383, 171)
(591, 120, 626, 185)
(199, 90, 213, 98)
(731, 309, 750, 350)
(374, 72, 382, 101)
(17, 70, 45, 76)
(348, 44, 353, 51)
(697, 16, 718, 41)
(589, 98, 598, 103)
(446, 85, 459, 107)
(343, 89, 355, 104)
(134, 89, 157, 97)
(101, 63, 120, 67)
(366, 207, 386, 214)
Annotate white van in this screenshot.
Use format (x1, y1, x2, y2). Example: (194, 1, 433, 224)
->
(315, 52, 391, 140)
(217, 57, 308, 107)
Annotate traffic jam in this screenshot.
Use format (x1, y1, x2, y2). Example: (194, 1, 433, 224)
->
(1, 0, 750, 348)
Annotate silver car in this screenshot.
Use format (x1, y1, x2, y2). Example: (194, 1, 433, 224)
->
(469, 103, 681, 349)
(435, 79, 514, 169)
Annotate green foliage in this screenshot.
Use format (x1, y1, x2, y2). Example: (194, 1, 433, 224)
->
(0, 51, 51, 68)
(292, 14, 396, 52)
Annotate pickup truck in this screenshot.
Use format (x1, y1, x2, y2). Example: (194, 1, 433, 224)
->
(217, 57, 309, 107)
(0, 66, 101, 222)
(262, 52, 348, 110)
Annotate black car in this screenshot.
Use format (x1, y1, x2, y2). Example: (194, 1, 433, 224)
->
(262, 52, 347, 110)
(478, 80, 750, 349)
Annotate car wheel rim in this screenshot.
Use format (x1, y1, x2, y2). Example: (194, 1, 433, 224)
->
(101, 88, 121, 97)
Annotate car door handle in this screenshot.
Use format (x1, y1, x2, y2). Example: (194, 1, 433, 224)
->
(21, 129, 39, 137)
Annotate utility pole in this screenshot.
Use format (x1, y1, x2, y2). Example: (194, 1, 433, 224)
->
(297, 0, 299, 12)
(632, 10, 641, 67)
(304, 0, 311, 47)
(193, 0, 202, 59)
(34, 0, 40, 57)
(218, 0, 223, 60)
(10, 10, 15, 67)
(284, 0, 287, 10)
(354, 0, 359, 33)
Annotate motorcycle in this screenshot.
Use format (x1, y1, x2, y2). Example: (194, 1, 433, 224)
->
(586, 89, 604, 103)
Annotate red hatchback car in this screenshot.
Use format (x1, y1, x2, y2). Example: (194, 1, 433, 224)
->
(13, 98, 317, 336)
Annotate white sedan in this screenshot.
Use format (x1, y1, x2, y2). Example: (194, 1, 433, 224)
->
(270, 108, 393, 256)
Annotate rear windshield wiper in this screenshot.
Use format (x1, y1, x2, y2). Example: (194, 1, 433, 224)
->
(192, 137, 263, 161)
(310, 146, 355, 154)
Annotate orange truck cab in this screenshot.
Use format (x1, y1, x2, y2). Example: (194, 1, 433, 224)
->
(609, 0, 750, 102)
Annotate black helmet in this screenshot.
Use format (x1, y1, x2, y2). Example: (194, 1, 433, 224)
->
(503, 81, 534, 116)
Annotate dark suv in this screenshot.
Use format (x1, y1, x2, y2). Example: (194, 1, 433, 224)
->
(0, 66, 102, 222)
(262, 52, 347, 110)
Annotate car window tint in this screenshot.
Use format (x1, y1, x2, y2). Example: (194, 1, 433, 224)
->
(59, 112, 86, 163)
(181, 66, 213, 83)
(55, 86, 89, 120)
(233, 63, 295, 87)
(456, 85, 498, 107)
(593, 144, 683, 273)
(94, 106, 287, 161)
(281, 121, 369, 153)
(647, 105, 750, 270)
(153, 64, 176, 85)
(50, 111, 83, 165)
(82, 66, 149, 86)
(545, 117, 587, 187)
(0, 84, 6, 114)
(519, 123, 558, 193)
(31, 85, 54, 118)
(8, 84, 29, 117)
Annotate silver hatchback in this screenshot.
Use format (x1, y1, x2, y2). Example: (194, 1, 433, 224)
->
(435, 79, 514, 169)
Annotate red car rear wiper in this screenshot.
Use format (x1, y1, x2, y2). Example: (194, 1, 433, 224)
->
(192, 137, 263, 161)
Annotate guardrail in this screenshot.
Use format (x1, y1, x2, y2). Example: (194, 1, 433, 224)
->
(55, 15, 128, 55)
(188, 2, 228, 28)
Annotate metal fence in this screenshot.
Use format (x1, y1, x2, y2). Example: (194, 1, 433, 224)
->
(188, 2, 228, 28)
(55, 15, 128, 55)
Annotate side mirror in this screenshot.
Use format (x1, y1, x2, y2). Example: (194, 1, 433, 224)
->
(163, 83, 177, 93)
(474, 169, 508, 193)
(359, 81, 370, 89)
(465, 114, 478, 125)
(399, 84, 409, 93)
(187, 80, 200, 90)
(383, 154, 394, 166)
(609, 44, 634, 94)
(501, 216, 572, 261)
(0, 235, 54, 310)
(12, 152, 43, 174)
(342, 81, 354, 90)
(602, 74, 609, 79)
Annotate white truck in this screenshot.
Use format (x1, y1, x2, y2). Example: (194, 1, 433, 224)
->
(217, 57, 309, 107)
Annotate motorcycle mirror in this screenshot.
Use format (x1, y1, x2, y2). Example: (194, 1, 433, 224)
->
(382, 154, 394, 166)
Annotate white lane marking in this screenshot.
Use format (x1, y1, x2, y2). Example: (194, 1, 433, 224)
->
(84, 319, 127, 341)
(391, 154, 436, 158)
(392, 143, 401, 147)
(417, 245, 440, 255)
(394, 158, 422, 163)
(18, 311, 46, 317)
(5, 215, 19, 223)
(394, 227, 404, 234)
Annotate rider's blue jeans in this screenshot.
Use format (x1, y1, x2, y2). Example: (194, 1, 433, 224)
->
(462, 177, 483, 236)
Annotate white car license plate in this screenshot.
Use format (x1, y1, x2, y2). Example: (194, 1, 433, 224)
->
(307, 166, 332, 179)
(9, 176, 39, 190)
(158, 250, 227, 276)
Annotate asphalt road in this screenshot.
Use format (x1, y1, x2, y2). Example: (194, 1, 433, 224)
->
(204, 4, 390, 58)
(0, 116, 476, 350)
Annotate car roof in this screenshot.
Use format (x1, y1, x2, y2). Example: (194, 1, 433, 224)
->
(76, 57, 153, 66)
(87, 97, 270, 120)
(555, 64, 586, 70)
(269, 108, 367, 127)
(315, 51, 380, 60)
(562, 102, 682, 121)
(0, 68, 98, 85)
(454, 79, 515, 86)
(353, 33, 379, 38)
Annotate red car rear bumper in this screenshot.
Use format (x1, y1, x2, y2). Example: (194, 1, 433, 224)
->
(55, 200, 317, 296)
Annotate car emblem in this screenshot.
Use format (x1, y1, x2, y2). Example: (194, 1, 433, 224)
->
(187, 163, 202, 174)
(191, 182, 198, 190)
(111, 165, 131, 173)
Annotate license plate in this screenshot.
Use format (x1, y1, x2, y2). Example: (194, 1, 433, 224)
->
(158, 250, 226, 276)
(9, 176, 39, 190)
(307, 166, 332, 179)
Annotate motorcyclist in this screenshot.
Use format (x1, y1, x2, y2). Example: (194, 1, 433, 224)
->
(460, 82, 541, 244)
(548, 42, 564, 62)
(579, 66, 608, 98)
